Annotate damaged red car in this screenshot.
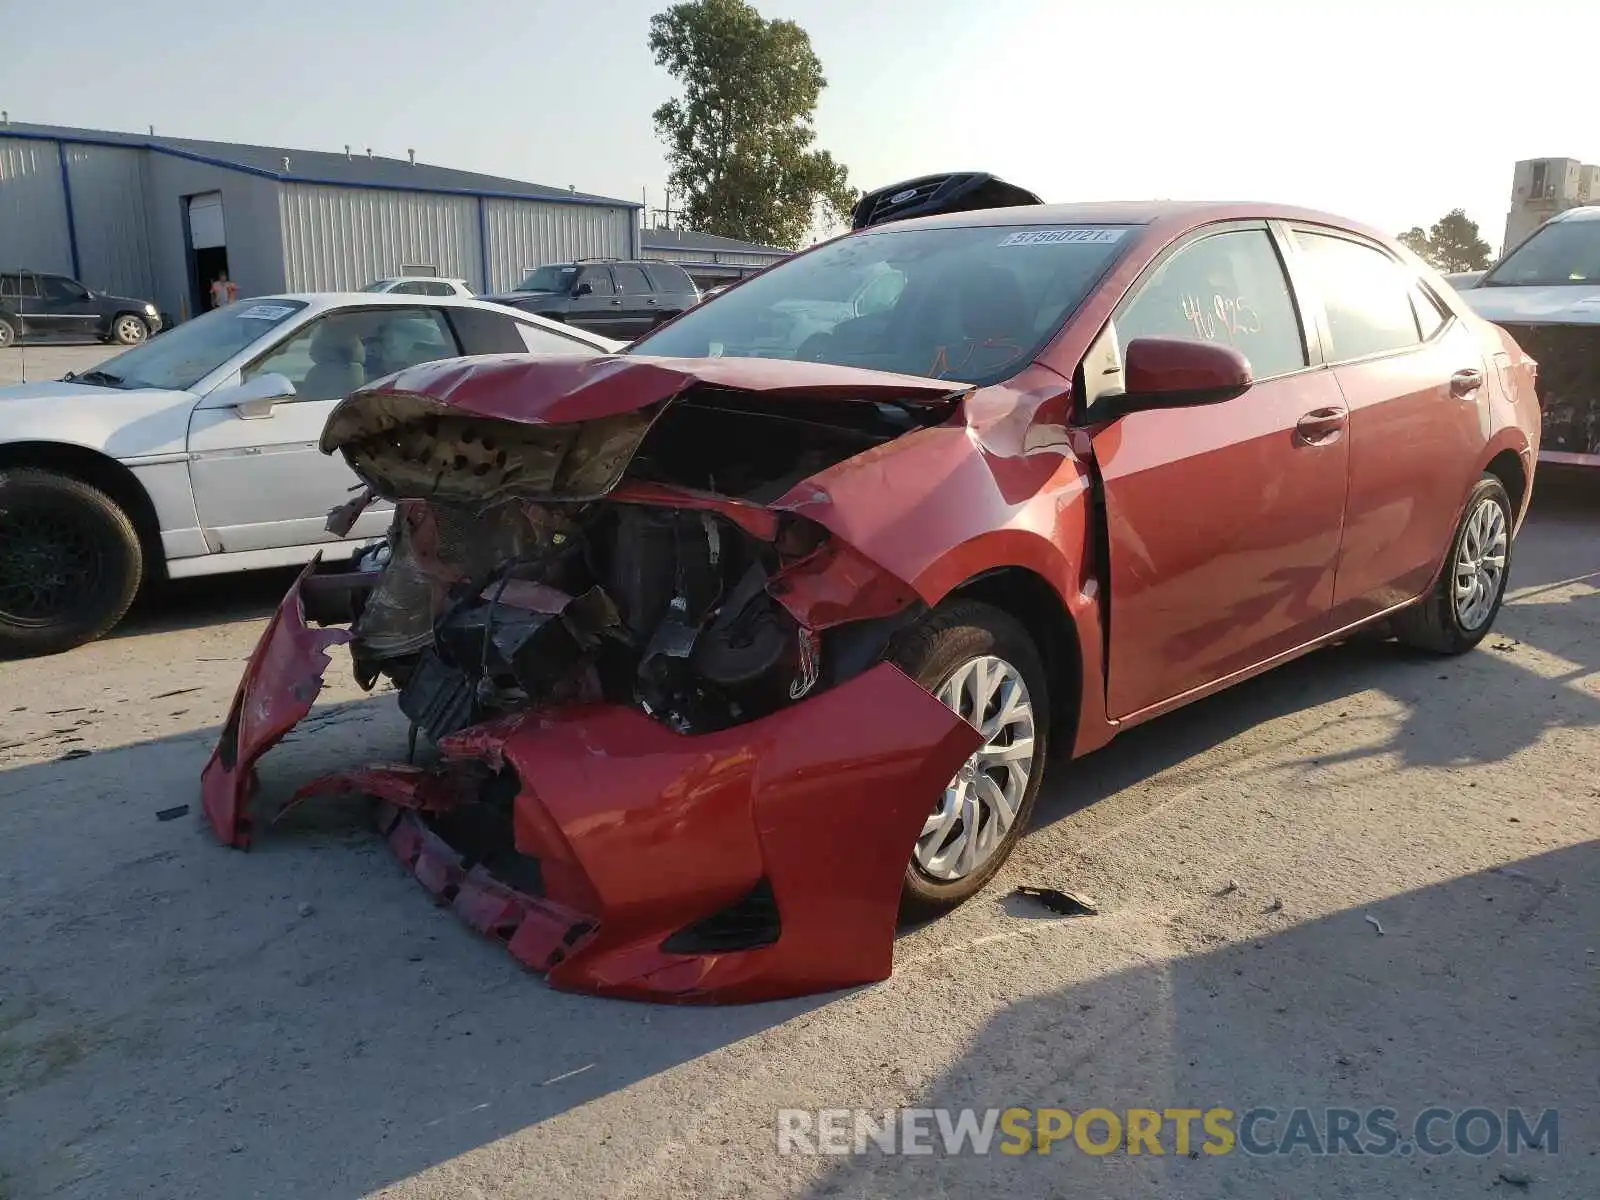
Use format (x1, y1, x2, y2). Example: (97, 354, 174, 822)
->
(202, 182, 1542, 1004)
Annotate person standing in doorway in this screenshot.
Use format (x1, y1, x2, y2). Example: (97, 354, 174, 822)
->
(210, 273, 238, 309)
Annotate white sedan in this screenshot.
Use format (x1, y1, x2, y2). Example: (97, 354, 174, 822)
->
(0, 293, 619, 656)
(361, 276, 475, 298)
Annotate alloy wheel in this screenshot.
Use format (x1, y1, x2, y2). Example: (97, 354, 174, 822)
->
(916, 654, 1037, 881)
(115, 316, 146, 344)
(1454, 496, 1508, 631)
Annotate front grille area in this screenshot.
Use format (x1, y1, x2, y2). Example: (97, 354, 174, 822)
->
(1500, 322, 1600, 456)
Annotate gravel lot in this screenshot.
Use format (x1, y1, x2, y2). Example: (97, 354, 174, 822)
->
(0, 425, 1595, 1196)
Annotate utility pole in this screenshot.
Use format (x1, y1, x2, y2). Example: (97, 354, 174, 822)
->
(650, 189, 685, 231)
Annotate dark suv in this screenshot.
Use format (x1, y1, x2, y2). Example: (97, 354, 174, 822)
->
(482, 259, 700, 339)
(0, 271, 163, 348)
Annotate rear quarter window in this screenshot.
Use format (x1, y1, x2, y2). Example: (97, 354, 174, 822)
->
(644, 262, 694, 293)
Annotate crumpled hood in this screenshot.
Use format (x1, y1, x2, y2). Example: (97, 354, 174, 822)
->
(317, 354, 968, 505)
(1461, 284, 1600, 326)
(323, 353, 965, 444)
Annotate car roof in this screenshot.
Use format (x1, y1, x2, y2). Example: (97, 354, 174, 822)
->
(872, 199, 1391, 241)
(374, 276, 470, 284)
(1550, 205, 1600, 224)
(268, 292, 497, 309)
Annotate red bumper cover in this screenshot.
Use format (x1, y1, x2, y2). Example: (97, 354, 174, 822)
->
(200, 569, 981, 1003)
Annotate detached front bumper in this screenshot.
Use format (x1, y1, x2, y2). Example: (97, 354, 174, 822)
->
(200, 564, 981, 1003)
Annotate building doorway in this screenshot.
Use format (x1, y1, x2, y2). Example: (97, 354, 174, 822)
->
(185, 192, 230, 315)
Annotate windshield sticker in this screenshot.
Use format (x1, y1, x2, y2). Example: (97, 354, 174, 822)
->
(239, 304, 297, 321)
(999, 228, 1125, 247)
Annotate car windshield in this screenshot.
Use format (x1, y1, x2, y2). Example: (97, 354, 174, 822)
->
(628, 223, 1131, 384)
(514, 265, 578, 293)
(70, 300, 308, 391)
(360, 280, 395, 292)
(1484, 218, 1600, 286)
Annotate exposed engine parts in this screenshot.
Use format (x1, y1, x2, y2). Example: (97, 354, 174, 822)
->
(358, 492, 833, 743)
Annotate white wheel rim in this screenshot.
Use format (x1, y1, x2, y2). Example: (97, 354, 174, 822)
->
(915, 654, 1036, 882)
(118, 318, 143, 342)
(1454, 496, 1508, 631)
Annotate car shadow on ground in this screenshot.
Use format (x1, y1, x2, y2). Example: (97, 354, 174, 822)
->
(799, 841, 1599, 1198)
(0, 696, 830, 1199)
(111, 566, 305, 641)
(1032, 476, 1599, 836)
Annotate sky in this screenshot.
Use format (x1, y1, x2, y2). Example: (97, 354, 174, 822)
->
(4, 0, 1595, 254)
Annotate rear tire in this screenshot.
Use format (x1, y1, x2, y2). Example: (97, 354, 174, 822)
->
(112, 314, 148, 345)
(0, 469, 144, 657)
(0, 317, 15, 349)
(1391, 474, 1512, 655)
(888, 600, 1050, 920)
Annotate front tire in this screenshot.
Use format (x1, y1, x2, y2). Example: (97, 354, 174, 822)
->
(112, 314, 148, 345)
(0, 469, 144, 657)
(888, 600, 1050, 920)
(0, 317, 16, 349)
(1392, 474, 1513, 655)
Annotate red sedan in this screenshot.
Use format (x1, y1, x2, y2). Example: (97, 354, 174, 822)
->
(202, 185, 1541, 1003)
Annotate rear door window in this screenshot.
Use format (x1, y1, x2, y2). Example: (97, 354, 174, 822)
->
(613, 264, 652, 295)
(578, 267, 616, 296)
(1293, 230, 1423, 361)
(1117, 228, 1308, 379)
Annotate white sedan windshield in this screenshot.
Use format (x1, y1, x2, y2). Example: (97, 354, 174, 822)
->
(630, 224, 1131, 384)
(1485, 218, 1600, 287)
(75, 301, 308, 391)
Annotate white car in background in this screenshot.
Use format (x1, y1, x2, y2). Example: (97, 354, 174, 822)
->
(1452, 205, 1600, 467)
(0, 293, 620, 656)
(362, 277, 475, 297)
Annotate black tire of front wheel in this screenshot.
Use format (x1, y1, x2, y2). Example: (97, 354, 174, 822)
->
(0, 469, 144, 657)
(112, 314, 148, 345)
(1391, 474, 1513, 655)
(0, 318, 15, 349)
(887, 599, 1050, 921)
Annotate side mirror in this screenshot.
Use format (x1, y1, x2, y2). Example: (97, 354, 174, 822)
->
(573, 281, 593, 297)
(1093, 337, 1252, 422)
(209, 372, 296, 419)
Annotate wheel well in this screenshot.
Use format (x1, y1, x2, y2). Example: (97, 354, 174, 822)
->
(0, 442, 166, 581)
(946, 567, 1083, 747)
(1484, 449, 1527, 516)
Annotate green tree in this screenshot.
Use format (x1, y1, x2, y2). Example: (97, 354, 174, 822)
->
(649, 0, 856, 249)
(1396, 210, 1493, 273)
(1397, 226, 1432, 259)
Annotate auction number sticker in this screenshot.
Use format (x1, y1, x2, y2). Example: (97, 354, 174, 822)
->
(999, 228, 1125, 247)
(239, 304, 297, 320)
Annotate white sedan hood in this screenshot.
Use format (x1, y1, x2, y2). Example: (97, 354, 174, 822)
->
(0, 382, 198, 459)
(1459, 284, 1600, 326)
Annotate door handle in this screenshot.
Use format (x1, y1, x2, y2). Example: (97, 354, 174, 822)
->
(609, 298, 623, 306)
(1450, 368, 1484, 398)
(1294, 407, 1347, 446)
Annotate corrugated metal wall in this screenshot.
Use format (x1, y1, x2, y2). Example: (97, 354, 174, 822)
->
(278, 183, 482, 291)
(0, 137, 74, 275)
(482, 198, 633, 291)
(643, 246, 785, 268)
(63, 144, 155, 299)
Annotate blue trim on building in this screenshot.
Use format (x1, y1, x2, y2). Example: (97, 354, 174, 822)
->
(55, 142, 82, 279)
(1, 129, 643, 213)
(477, 197, 491, 291)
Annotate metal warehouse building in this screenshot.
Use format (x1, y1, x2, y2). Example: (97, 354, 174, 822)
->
(0, 121, 641, 323)
(640, 226, 789, 289)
